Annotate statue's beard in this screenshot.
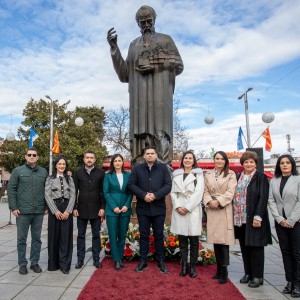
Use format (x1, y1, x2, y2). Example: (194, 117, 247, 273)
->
(142, 31, 153, 48)
(141, 26, 154, 35)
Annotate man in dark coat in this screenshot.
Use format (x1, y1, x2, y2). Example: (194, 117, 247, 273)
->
(128, 146, 172, 273)
(73, 150, 105, 269)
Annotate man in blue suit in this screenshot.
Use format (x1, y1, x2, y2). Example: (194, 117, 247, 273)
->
(129, 146, 172, 273)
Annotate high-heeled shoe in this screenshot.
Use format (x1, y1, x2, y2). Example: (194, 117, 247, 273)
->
(282, 282, 292, 294)
(119, 260, 125, 268)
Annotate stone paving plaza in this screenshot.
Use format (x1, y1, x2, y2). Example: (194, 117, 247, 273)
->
(0, 202, 293, 300)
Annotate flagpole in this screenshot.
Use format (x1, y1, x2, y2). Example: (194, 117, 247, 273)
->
(251, 126, 269, 148)
(238, 87, 253, 148)
(45, 95, 54, 175)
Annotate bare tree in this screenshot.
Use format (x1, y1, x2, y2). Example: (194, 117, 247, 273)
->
(104, 105, 131, 159)
(104, 100, 191, 159)
(173, 98, 191, 155)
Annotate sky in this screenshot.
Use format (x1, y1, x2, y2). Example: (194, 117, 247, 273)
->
(0, 0, 299, 159)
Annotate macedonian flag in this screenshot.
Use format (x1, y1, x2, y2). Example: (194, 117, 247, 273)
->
(262, 127, 272, 152)
(52, 130, 60, 154)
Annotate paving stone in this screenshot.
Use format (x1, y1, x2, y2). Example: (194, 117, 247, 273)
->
(60, 287, 82, 300)
(13, 285, 65, 300)
(0, 283, 27, 300)
(32, 271, 77, 287)
(69, 275, 91, 289)
(0, 271, 40, 285)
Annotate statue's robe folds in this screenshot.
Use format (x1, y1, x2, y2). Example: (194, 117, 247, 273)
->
(110, 32, 183, 164)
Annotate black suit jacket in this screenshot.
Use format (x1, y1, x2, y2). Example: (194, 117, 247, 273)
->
(235, 171, 272, 246)
(73, 166, 105, 219)
(128, 161, 172, 216)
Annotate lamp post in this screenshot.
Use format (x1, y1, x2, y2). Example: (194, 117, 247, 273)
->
(45, 95, 54, 175)
(238, 87, 253, 148)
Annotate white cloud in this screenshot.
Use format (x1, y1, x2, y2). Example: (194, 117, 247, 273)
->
(0, 0, 299, 156)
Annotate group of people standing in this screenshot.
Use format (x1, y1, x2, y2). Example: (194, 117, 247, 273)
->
(8, 148, 106, 275)
(171, 149, 300, 299)
(7, 146, 300, 297)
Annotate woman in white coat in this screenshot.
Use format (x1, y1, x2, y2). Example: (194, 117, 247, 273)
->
(171, 151, 204, 278)
(268, 154, 300, 297)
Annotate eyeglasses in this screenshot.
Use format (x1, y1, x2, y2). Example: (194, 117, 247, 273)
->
(27, 154, 37, 157)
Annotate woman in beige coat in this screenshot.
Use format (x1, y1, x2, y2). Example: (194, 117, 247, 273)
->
(171, 151, 204, 278)
(203, 151, 237, 284)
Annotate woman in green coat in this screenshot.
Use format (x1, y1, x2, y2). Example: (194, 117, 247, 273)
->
(103, 154, 132, 270)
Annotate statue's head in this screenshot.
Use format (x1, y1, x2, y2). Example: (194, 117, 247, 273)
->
(135, 5, 156, 34)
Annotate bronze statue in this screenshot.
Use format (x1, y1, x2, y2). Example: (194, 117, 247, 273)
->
(107, 5, 183, 164)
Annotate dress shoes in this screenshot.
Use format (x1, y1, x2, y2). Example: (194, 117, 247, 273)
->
(119, 260, 125, 268)
(93, 261, 102, 268)
(179, 263, 188, 277)
(189, 263, 197, 278)
(30, 264, 42, 273)
(75, 261, 84, 269)
(19, 266, 28, 275)
(60, 269, 69, 274)
(157, 261, 168, 273)
(248, 277, 263, 288)
(115, 261, 121, 271)
(282, 282, 292, 294)
(135, 261, 148, 272)
(292, 286, 300, 298)
(240, 274, 251, 284)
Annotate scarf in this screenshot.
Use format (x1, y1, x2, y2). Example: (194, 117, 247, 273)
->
(233, 170, 256, 226)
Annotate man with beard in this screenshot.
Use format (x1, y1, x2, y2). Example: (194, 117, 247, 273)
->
(73, 150, 105, 269)
(107, 5, 184, 164)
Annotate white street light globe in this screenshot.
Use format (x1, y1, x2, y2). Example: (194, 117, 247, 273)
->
(204, 114, 214, 125)
(75, 117, 84, 127)
(6, 132, 15, 141)
(262, 112, 275, 124)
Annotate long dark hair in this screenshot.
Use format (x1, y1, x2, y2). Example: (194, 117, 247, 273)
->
(52, 156, 70, 183)
(274, 154, 298, 178)
(108, 154, 125, 173)
(213, 151, 229, 177)
(180, 151, 198, 169)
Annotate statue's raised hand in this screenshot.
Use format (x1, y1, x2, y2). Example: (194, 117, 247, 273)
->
(107, 27, 118, 50)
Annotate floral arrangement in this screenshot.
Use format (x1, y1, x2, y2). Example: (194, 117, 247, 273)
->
(101, 223, 215, 265)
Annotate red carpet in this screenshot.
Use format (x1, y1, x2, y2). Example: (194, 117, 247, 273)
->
(78, 259, 245, 300)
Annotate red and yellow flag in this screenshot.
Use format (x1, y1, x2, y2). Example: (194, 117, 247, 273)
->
(262, 127, 272, 152)
(52, 130, 60, 154)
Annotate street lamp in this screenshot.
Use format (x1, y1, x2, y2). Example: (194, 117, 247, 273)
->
(45, 95, 54, 175)
(238, 87, 253, 148)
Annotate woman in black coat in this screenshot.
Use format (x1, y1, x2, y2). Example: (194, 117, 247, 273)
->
(233, 151, 272, 288)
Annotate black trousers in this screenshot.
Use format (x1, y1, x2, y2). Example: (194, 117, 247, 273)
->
(48, 201, 73, 271)
(137, 214, 165, 262)
(214, 244, 229, 266)
(275, 221, 300, 286)
(77, 217, 100, 262)
(178, 235, 199, 264)
(235, 225, 264, 278)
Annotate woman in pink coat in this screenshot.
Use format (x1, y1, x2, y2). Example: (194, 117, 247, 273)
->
(203, 151, 237, 284)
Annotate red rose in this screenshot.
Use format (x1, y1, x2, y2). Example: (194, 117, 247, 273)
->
(124, 247, 133, 257)
(149, 245, 156, 253)
(149, 236, 155, 242)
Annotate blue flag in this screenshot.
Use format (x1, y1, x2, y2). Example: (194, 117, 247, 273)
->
(29, 128, 38, 147)
(237, 127, 244, 151)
